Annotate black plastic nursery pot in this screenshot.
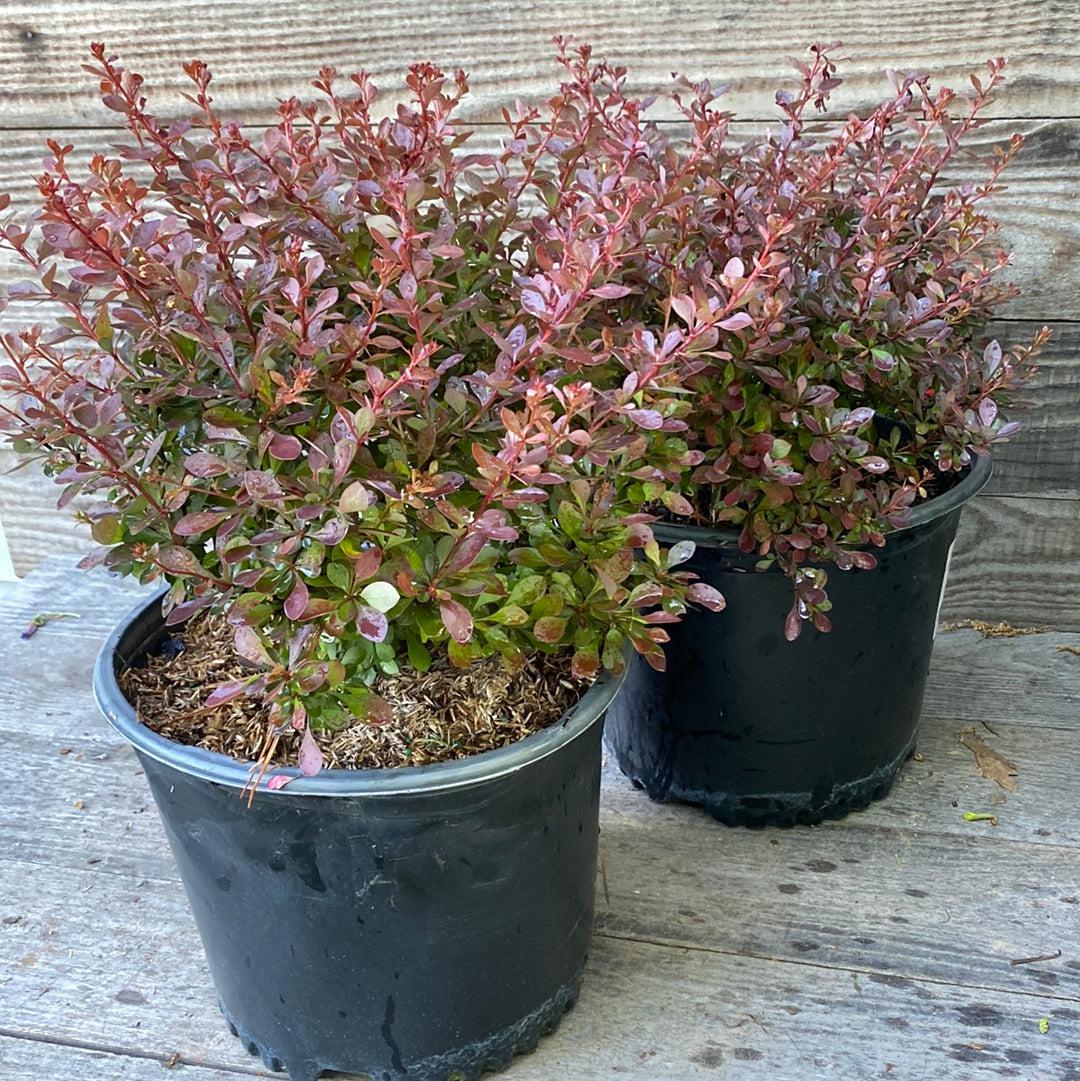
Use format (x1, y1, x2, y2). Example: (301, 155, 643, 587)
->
(94, 591, 622, 1081)
(605, 454, 992, 828)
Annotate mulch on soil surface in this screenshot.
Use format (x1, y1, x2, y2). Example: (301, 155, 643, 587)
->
(119, 612, 588, 770)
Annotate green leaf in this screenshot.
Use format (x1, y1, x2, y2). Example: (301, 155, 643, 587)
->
(509, 575, 547, 605)
(491, 604, 529, 626)
(90, 515, 122, 545)
(338, 480, 369, 513)
(556, 500, 585, 538)
(602, 629, 626, 671)
(360, 580, 400, 613)
(531, 593, 564, 620)
(407, 636, 432, 673)
(326, 562, 352, 592)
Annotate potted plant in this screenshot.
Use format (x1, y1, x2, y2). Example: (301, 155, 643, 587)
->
(594, 47, 1048, 825)
(0, 46, 713, 1080)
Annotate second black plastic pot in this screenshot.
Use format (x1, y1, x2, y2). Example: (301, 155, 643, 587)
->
(605, 454, 992, 827)
(94, 592, 622, 1081)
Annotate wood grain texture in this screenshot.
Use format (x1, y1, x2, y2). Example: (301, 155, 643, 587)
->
(0, 449, 90, 575)
(0, 0, 1076, 128)
(3, 905, 1079, 1081)
(925, 627, 1080, 728)
(985, 322, 1080, 500)
(941, 494, 1080, 631)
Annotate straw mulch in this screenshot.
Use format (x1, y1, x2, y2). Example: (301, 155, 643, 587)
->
(119, 612, 586, 770)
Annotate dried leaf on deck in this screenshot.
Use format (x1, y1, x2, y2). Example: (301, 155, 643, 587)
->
(958, 726, 1019, 793)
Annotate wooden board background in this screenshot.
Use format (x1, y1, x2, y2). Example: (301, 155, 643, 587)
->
(0, 0, 1077, 628)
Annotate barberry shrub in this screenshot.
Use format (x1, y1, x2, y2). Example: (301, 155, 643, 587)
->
(546, 43, 1046, 638)
(0, 46, 725, 771)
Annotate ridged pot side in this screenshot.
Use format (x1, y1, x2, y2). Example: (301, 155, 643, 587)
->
(605, 455, 992, 828)
(95, 592, 620, 1081)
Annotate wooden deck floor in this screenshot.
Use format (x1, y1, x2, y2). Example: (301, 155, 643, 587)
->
(1, 557, 1078, 1080)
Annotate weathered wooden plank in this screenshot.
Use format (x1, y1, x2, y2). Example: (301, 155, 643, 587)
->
(0, 1036, 266, 1080)
(985, 322, 1080, 500)
(941, 495, 1080, 631)
(0, 0, 1076, 129)
(925, 627, 1080, 727)
(0, 449, 90, 576)
(0, 863, 280, 1074)
(0, 119, 1075, 322)
(595, 766, 1080, 995)
(2, 864, 1079, 1081)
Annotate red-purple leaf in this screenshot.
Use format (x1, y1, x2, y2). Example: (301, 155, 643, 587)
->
(206, 679, 250, 707)
(234, 625, 271, 666)
(269, 433, 303, 460)
(298, 727, 324, 777)
(445, 531, 488, 574)
(439, 599, 473, 643)
(243, 470, 284, 503)
(156, 546, 204, 575)
(184, 452, 230, 478)
(284, 578, 309, 620)
(660, 490, 694, 516)
(175, 509, 233, 537)
(626, 408, 664, 430)
(687, 582, 726, 612)
(859, 456, 889, 475)
(311, 517, 348, 545)
(352, 545, 382, 581)
(355, 605, 389, 642)
(298, 597, 338, 621)
(265, 773, 295, 791)
(592, 284, 634, 299)
(718, 312, 753, 331)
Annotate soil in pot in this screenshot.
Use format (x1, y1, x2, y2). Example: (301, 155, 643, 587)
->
(605, 455, 991, 829)
(98, 594, 616, 1081)
(119, 610, 586, 769)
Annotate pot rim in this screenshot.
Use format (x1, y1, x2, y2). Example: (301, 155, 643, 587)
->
(652, 450, 992, 549)
(93, 589, 622, 797)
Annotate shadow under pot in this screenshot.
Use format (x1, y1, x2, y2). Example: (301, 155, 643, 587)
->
(605, 453, 992, 828)
(94, 591, 622, 1081)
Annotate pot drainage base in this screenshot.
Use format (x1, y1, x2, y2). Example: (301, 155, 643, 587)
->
(219, 968, 583, 1081)
(621, 737, 918, 828)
